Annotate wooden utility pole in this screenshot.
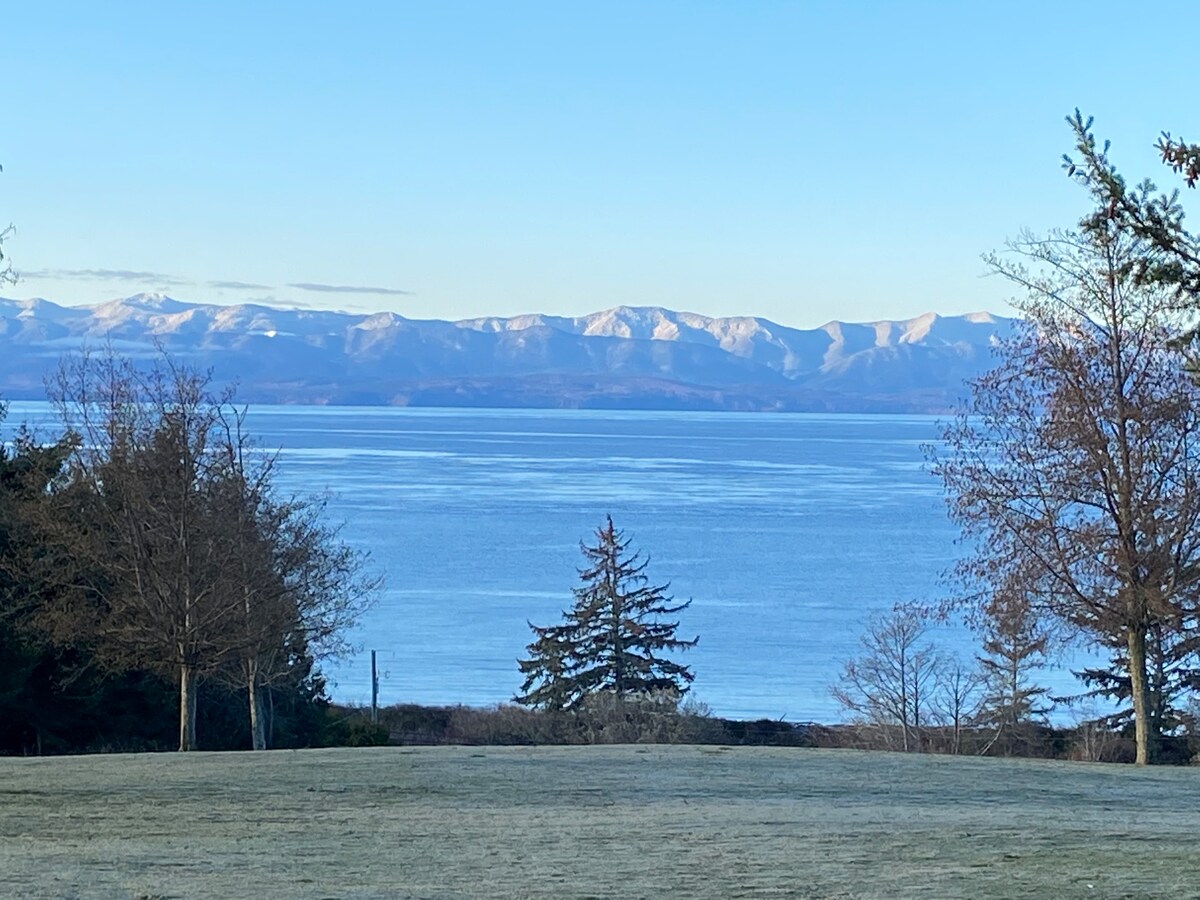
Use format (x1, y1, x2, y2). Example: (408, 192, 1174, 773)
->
(371, 650, 379, 724)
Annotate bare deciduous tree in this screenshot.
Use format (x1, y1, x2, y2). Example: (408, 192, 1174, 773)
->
(933, 217, 1200, 765)
(43, 351, 376, 750)
(207, 416, 377, 749)
(933, 656, 984, 755)
(45, 354, 247, 749)
(831, 604, 941, 752)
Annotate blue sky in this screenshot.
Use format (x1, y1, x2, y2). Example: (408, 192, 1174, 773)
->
(3, 2, 1193, 327)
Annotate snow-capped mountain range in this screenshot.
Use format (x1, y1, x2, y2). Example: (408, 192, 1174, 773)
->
(0, 293, 1017, 411)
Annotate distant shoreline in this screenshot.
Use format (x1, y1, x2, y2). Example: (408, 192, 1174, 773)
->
(4, 387, 962, 415)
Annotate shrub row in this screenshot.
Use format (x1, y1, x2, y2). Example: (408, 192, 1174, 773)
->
(324, 702, 1200, 764)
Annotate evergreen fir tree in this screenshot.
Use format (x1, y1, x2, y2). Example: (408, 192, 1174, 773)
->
(516, 515, 697, 710)
(1072, 622, 1200, 740)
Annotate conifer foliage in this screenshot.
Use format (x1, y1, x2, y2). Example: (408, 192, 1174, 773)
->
(516, 516, 698, 710)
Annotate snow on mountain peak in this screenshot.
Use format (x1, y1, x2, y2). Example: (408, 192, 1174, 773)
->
(354, 311, 405, 331)
(0, 293, 1019, 410)
(964, 311, 998, 324)
(92, 292, 188, 325)
(581, 305, 667, 339)
(118, 292, 188, 312)
(15, 298, 59, 319)
(899, 312, 940, 344)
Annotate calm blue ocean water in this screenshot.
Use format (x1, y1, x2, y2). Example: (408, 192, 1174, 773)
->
(7, 403, 1086, 721)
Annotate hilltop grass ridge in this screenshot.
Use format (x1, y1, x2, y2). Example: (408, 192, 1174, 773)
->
(1, 744, 1195, 899)
(0, 293, 1017, 411)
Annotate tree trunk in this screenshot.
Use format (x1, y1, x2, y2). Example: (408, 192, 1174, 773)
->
(179, 663, 198, 751)
(247, 659, 267, 751)
(1127, 626, 1153, 765)
(911, 672, 923, 753)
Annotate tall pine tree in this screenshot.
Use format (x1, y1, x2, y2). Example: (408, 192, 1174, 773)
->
(516, 515, 697, 710)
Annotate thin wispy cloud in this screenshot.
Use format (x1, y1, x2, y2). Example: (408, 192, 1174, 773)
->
(22, 267, 190, 286)
(208, 279, 272, 291)
(287, 282, 413, 296)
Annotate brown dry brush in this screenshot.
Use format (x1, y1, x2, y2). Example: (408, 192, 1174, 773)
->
(365, 700, 805, 747)
(356, 697, 1098, 756)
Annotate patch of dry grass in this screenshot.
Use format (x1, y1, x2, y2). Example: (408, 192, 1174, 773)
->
(0, 745, 1197, 898)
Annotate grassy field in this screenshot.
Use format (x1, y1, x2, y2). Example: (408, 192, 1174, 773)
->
(0, 745, 1198, 899)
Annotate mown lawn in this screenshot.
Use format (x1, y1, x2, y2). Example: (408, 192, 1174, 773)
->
(0, 745, 1197, 899)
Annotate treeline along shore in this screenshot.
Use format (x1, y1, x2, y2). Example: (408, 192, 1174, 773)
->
(3, 114, 1200, 765)
(0, 352, 377, 754)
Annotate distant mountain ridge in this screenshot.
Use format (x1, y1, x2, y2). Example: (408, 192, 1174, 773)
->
(0, 293, 1017, 412)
